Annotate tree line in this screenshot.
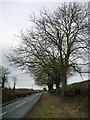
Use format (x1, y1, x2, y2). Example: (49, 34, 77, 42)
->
(0, 66, 17, 92)
(7, 3, 89, 97)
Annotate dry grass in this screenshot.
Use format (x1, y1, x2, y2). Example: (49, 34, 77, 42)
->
(26, 92, 88, 118)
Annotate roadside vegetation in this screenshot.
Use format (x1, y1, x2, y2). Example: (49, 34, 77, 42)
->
(26, 80, 89, 118)
(2, 88, 31, 105)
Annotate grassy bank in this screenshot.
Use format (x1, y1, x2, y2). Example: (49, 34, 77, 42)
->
(26, 80, 89, 118)
(26, 92, 88, 118)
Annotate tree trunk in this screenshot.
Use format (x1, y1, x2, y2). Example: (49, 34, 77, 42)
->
(56, 82, 60, 93)
(2, 76, 5, 89)
(48, 84, 53, 91)
(13, 85, 15, 92)
(61, 74, 67, 97)
(2, 80, 4, 89)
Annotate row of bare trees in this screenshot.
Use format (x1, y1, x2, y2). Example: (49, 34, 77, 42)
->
(7, 3, 89, 96)
(0, 66, 17, 91)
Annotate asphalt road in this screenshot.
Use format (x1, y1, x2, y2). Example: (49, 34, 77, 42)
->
(0, 93, 42, 119)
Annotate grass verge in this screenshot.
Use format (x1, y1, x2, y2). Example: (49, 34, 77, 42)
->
(26, 92, 88, 118)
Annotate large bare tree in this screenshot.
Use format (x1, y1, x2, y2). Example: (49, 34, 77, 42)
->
(7, 2, 89, 96)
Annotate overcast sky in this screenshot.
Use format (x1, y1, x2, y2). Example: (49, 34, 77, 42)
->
(0, 0, 88, 89)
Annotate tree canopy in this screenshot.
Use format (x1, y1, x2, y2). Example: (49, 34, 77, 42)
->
(7, 2, 89, 96)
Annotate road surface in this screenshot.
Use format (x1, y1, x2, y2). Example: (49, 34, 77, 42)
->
(0, 93, 42, 119)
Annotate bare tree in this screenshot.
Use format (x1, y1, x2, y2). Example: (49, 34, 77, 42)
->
(7, 2, 89, 96)
(0, 66, 10, 89)
(12, 76, 17, 92)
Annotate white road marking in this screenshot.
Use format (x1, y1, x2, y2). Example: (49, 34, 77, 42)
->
(6, 100, 20, 107)
(3, 94, 41, 111)
(4, 97, 29, 108)
(1, 94, 42, 117)
(25, 95, 37, 102)
(24, 97, 28, 100)
(16, 95, 37, 108)
(16, 101, 26, 108)
(0, 112, 6, 116)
